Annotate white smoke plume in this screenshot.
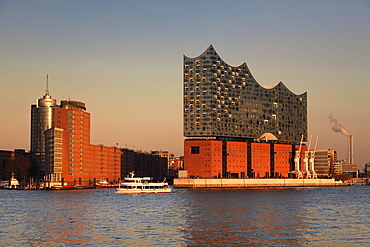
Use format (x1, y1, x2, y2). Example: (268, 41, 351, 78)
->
(328, 114, 349, 136)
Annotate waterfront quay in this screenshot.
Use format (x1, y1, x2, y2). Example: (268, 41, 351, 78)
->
(174, 178, 347, 188)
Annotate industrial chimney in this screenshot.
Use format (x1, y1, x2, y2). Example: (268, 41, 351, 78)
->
(347, 135, 354, 164)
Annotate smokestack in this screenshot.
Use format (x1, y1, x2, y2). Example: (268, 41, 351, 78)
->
(347, 135, 354, 164)
(329, 115, 353, 164)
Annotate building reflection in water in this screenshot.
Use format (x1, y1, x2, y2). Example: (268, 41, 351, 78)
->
(180, 188, 309, 246)
(25, 190, 96, 245)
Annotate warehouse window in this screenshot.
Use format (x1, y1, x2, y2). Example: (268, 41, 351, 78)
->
(191, 146, 200, 154)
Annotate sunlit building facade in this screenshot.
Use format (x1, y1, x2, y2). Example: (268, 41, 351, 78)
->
(47, 100, 122, 186)
(30, 89, 123, 186)
(183, 45, 308, 178)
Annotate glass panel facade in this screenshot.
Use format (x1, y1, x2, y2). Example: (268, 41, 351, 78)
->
(183, 45, 307, 142)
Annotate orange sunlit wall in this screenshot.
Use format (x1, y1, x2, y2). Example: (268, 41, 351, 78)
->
(54, 107, 121, 186)
(184, 140, 222, 178)
(91, 144, 121, 183)
(55, 108, 89, 184)
(226, 141, 247, 177)
(251, 143, 270, 178)
(274, 144, 293, 177)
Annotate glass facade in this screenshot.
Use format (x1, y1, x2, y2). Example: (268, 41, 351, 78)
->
(183, 45, 307, 142)
(30, 93, 57, 175)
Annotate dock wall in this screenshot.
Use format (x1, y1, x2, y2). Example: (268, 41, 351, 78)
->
(174, 178, 345, 188)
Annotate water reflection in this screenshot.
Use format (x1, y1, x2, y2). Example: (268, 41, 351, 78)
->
(1, 186, 369, 246)
(13, 190, 96, 245)
(181, 189, 308, 246)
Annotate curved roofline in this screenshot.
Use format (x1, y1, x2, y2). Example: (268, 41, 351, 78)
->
(185, 44, 249, 68)
(184, 45, 306, 96)
(262, 81, 307, 96)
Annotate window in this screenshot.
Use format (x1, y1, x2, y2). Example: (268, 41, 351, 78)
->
(191, 146, 200, 154)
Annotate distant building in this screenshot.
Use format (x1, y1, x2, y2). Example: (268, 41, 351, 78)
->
(365, 163, 370, 178)
(151, 150, 183, 179)
(341, 163, 358, 178)
(0, 149, 31, 182)
(183, 45, 308, 178)
(121, 149, 168, 180)
(30, 82, 57, 176)
(313, 149, 339, 178)
(120, 148, 135, 179)
(333, 160, 343, 175)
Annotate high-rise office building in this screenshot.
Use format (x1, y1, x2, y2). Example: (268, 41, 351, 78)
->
(183, 46, 308, 178)
(30, 79, 57, 176)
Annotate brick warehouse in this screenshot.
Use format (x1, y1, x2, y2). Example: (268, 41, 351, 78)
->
(183, 45, 308, 178)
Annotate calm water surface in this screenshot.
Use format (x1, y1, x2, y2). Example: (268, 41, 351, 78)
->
(0, 185, 369, 246)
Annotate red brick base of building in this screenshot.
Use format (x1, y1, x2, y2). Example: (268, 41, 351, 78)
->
(184, 139, 307, 178)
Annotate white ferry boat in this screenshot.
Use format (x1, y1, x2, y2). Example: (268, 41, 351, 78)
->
(115, 172, 172, 194)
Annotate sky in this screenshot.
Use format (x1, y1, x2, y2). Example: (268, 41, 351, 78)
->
(0, 0, 369, 167)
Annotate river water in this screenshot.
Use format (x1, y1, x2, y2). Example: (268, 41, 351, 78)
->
(0, 185, 369, 246)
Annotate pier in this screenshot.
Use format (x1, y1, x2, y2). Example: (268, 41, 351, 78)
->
(174, 178, 347, 188)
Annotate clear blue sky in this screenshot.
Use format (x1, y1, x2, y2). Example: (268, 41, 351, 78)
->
(0, 0, 369, 166)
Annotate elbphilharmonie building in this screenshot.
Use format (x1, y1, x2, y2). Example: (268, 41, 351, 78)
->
(183, 45, 308, 178)
(183, 45, 307, 142)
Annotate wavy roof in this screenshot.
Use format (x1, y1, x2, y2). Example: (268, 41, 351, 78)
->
(186, 44, 306, 96)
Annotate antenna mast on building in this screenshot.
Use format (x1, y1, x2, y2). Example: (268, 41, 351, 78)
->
(46, 74, 49, 95)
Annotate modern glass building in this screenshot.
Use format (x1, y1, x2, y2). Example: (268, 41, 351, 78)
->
(30, 85, 57, 176)
(183, 45, 307, 142)
(183, 45, 309, 178)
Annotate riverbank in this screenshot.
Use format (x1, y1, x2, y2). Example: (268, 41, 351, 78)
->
(174, 178, 348, 188)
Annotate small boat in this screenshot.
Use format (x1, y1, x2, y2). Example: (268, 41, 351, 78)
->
(115, 172, 172, 194)
(2, 173, 20, 189)
(50, 185, 75, 190)
(95, 180, 119, 188)
(50, 184, 95, 190)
